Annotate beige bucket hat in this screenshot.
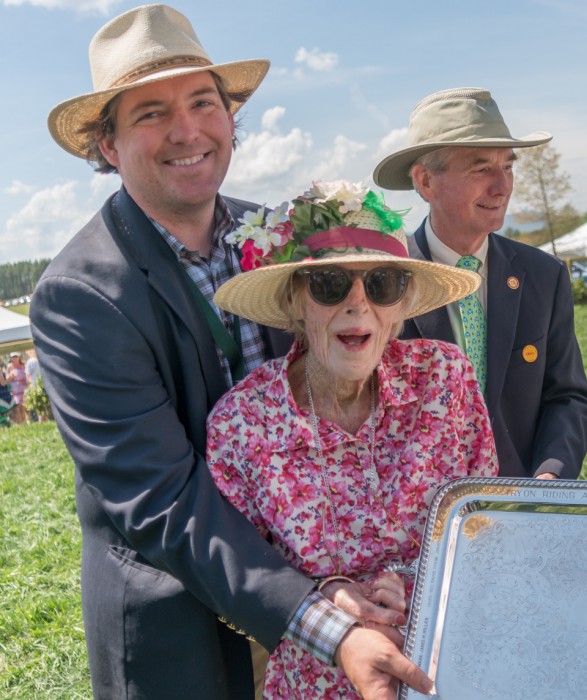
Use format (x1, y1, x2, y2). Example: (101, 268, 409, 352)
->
(48, 4, 270, 159)
(214, 180, 480, 329)
(373, 87, 552, 191)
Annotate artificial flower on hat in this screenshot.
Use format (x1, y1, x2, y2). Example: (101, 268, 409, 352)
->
(226, 179, 406, 271)
(216, 179, 481, 330)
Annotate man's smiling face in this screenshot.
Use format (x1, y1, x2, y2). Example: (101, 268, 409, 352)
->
(98, 70, 235, 226)
(426, 147, 516, 246)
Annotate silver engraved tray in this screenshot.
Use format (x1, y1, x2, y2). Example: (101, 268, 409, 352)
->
(399, 477, 587, 700)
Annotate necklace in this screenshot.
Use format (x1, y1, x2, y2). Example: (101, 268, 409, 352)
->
(304, 356, 422, 573)
(304, 356, 376, 572)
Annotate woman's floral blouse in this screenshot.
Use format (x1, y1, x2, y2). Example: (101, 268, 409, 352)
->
(207, 338, 498, 699)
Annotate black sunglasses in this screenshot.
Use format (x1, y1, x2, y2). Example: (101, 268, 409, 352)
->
(297, 265, 412, 307)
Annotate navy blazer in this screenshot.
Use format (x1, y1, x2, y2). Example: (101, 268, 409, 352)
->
(402, 220, 587, 479)
(30, 188, 312, 699)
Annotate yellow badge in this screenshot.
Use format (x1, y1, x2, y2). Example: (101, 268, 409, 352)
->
(507, 276, 520, 290)
(522, 345, 538, 363)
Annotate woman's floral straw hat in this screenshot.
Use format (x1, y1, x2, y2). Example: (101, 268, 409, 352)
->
(215, 180, 480, 329)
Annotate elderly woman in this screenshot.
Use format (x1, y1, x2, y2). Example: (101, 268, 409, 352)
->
(206, 181, 498, 699)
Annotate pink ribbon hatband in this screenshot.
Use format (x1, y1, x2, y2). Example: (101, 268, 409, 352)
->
(303, 227, 408, 257)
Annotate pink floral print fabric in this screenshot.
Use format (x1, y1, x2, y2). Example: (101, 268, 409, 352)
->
(207, 338, 498, 698)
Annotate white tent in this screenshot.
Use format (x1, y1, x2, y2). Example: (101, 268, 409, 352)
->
(0, 305, 32, 346)
(539, 222, 587, 258)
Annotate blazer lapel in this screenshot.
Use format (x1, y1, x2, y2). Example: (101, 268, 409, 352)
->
(108, 189, 293, 401)
(485, 233, 524, 415)
(408, 225, 524, 413)
(407, 223, 456, 343)
(108, 189, 228, 403)
(411, 308, 455, 343)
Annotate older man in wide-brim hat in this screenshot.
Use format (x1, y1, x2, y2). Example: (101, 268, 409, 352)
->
(31, 5, 434, 700)
(373, 87, 587, 481)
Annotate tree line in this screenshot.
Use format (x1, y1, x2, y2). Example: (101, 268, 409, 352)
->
(0, 146, 583, 301)
(0, 259, 51, 301)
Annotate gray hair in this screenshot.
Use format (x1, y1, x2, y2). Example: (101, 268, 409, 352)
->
(409, 147, 454, 198)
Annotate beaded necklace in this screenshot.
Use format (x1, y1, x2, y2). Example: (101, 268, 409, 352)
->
(304, 356, 376, 573)
(303, 355, 421, 574)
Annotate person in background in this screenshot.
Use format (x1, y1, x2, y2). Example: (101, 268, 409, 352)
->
(207, 180, 498, 698)
(374, 87, 587, 479)
(6, 352, 27, 423)
(25, 348, 41, 388)
(25, 348, 41, 422)
(30, 5, 433, 699)
(0, 362, 13, 408)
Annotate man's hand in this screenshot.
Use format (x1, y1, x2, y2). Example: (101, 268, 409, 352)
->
(535, 472, 559, 480)
(335, 626, 433, 699)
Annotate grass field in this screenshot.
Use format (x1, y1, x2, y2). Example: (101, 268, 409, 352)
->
(0, 423, 91, 699)
(573, 304, 587, 373)
(573, 306, 587, 476)
(2, 312, 587, 698)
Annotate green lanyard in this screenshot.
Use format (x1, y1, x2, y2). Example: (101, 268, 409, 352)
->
(186, 278, 245, 383)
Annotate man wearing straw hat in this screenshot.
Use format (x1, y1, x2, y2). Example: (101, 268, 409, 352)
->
(374, 87, 587, 480)
(31, 5, 432, 699)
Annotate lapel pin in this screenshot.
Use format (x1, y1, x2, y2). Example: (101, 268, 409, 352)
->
(522, 345, 538, 363)
(507, 276, 520, 290)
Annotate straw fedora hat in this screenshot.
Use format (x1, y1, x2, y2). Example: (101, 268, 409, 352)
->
(373, 87, 552, 191)
(214, 180, 480, 329)
(48, 4, 270, 159)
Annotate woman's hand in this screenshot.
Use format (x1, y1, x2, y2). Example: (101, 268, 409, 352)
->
(319, 572, 407, 629)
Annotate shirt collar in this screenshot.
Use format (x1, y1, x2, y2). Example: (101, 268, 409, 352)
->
(263, 340, 420, 452)
(425, 216, 489, 276)
(149, 195, 235, 262)
(375, 339, 420, 409)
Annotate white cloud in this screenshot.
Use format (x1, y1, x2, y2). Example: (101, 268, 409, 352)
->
(366, 127, 429, 231)
(302, 134, 368, 182)
(90, 171, 120, 196)
(294, 47, 339, 72)
(5, 180, 36, 196)
(0, 176, 119, 264)
(227, 128, 313, 185)
(225, 107, 374, 207)
(2, 0, 120, 12)
(374, 127, 409, 161)
(0, 114, 423, 265)
(261, 106, 286, 132)
(227, 108, 313, 189)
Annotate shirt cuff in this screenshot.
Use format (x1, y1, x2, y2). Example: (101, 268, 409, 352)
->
(283, 590, 358, 665)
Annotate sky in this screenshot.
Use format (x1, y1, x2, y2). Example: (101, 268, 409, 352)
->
(0, 0, 586, 264)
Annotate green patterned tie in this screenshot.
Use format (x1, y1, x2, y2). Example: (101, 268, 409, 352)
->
(456, 256, 487, 394)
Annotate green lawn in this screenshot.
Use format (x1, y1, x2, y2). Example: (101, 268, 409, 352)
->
(574, 305, 587, 375)
(0, 423, 91, 698)
(574, 305, 587, 479)
(6, 303, 30, 317)
(1, 313, 587, 696)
